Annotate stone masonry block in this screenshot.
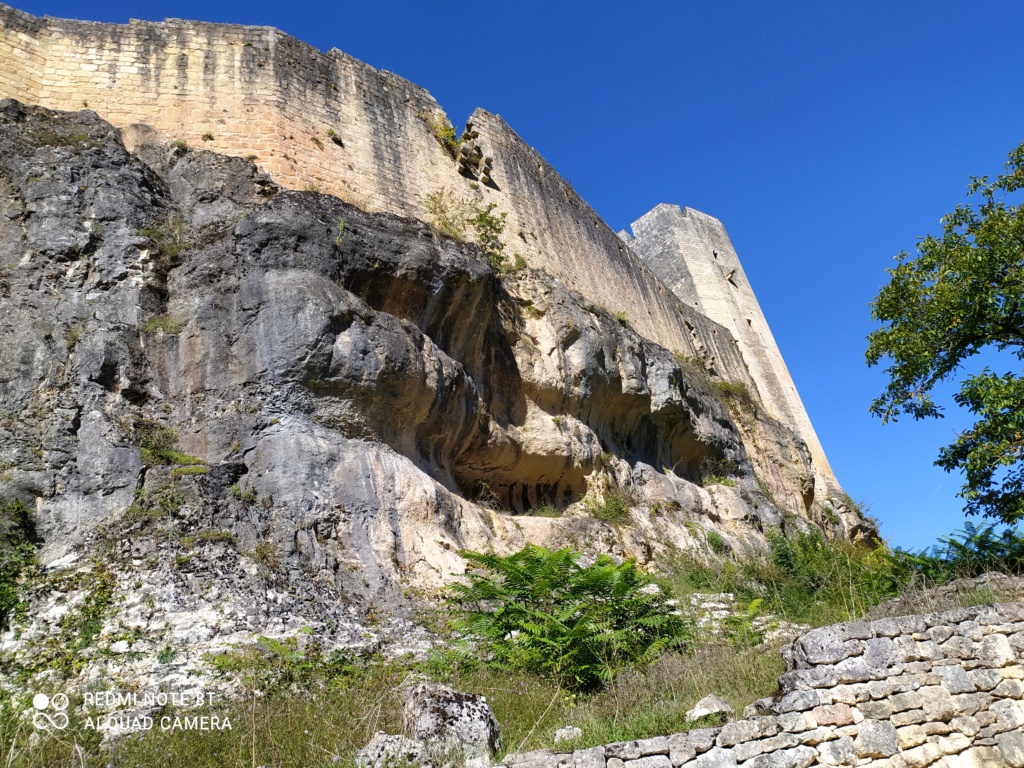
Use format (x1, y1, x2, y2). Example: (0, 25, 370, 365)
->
(816, 736, 857, 766)
(742, 746, 817, 768)
(934, 665, 977, 694)
(622, 757, 671, 768)
(811, 704, 854, 727)
(997, 730, 1024, 768)
(979, 634, 1016, 668)
(990, 699, 1024, 730)
(667, 733, 694, 766)
(691, 747, 736, 768)
(606, 743, 641, 761)
(795, 628, 851, 666)
(574, 748, 606, 768)
(635, 738, 668, 757)
(992, 678, 1024, 698)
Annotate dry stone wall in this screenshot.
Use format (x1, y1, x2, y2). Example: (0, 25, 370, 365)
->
(502, 602, 1024, 768)
(0, 3, 843, 515)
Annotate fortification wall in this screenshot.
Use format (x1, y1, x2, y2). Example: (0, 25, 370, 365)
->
(0, 3, 842, 511)
(0, 5, 746, 379)
(625, 205, 840, 498)
(502, 601, 1024, 768)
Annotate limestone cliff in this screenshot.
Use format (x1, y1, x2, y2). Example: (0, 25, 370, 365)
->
(0, 90, 868, 684)
(0, 101, 873, 682)
(0, 4, 858, 533)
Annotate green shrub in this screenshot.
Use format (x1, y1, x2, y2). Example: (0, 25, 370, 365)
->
(0, 501, 37, 629)
(425, 188, 471, 240)
(140, 314, 186, 334)
(139, 213, 192, 270)
(252, 541, 281, 571)
(469, 202, 508, 271)
(711, 379, 755, 409)
(666, 528, 917, 627)
(446, 545, 692, 691)
(137, 420, 203, 467)
(583, 487, 634, 524)
(530, 503, 561, 518)
(418, 112, 463, 156)
(926, 522, 1024, 576)
(423, 189, 511, 272)
(122, 484, 186, 526)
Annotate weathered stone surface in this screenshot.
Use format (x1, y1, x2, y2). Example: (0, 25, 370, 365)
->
(715, 720, 763, 748)
(919, 686, 956, 721)
(635, 738, 669, 757)
(990, 699, 1024, 730)
(356, 732, 431, 768)
(691, 748, 736, 768)
(774, 691, 822, 714)
(897, 725, 928, 750)
(793, 628, 848, 666)
(686, 695, 734, 722)
(622, 756, 671, 768)
(816, 736, 856, 766)
(606, 743, 642, 761)
(900, 741, 944, 768)
(828, 684, 869, 705)
(969, 669, 1004, 691)
(0, 100, 795, 694)
(667, 733, 695, 766)
(556, 727, 584, 744)
(776, 668, 838, 690)
(979, 635, 1016, 668)
(992, 678, 1024, 698)
(811, 704, 853, 727)
(934, 665, 977, 694)
(833, 657, 871, 684)
(839, 621, 874, 641)
(892, 709, 929, 727)
(854, 720, 898, 758)
(859, 700, 892, 720)
(686, 728, 722, 754)
(404, 684, 501, 767)
(864, 636, 901, 672)
(741, 746, 816, 768)
(891, 691, 924, 712)
(950, 715, 981, 738)
(574, 748, 606, 768)
(996, 731, 1024, 768)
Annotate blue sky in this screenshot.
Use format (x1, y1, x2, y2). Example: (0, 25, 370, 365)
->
(14, 0, 1024, 550)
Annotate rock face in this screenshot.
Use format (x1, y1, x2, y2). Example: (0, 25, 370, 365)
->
(0, 100, 863, 683)
(0, 5, 860, 533)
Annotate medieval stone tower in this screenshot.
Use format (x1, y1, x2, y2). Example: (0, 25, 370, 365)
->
(622, 204, 839, 501)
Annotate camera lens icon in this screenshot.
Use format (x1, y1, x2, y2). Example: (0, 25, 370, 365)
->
(32, 692, 69, 731)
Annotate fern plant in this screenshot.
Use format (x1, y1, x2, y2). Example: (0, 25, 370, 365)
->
(446, 545, 693, 692)
(928, 522, 1024, 576)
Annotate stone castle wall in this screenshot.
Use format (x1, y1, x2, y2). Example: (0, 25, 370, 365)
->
(503, 601, 1024, 768)
(0, 3, 842, 512)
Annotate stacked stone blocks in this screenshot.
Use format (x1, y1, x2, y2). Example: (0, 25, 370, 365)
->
(502, 602, 1024, 768)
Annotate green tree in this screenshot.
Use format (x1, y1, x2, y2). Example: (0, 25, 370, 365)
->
(867, 142, 1024, 523)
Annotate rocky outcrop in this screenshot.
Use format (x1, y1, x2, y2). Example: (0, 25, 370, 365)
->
(500, 602, 1024, 768)
(0, 100, 847, 683)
